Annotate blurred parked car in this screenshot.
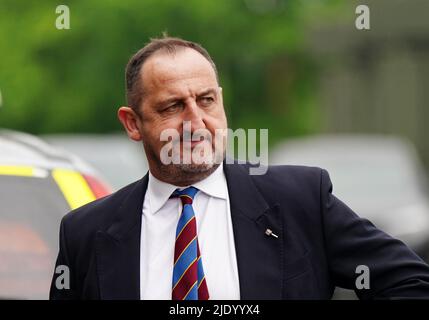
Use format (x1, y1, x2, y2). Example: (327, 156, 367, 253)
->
(43, 134, 148, 191)
(0, 129, 111, 299)
(270, 134, 429, 259)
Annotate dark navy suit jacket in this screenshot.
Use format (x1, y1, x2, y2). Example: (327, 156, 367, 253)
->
(50, 160, 429, 299)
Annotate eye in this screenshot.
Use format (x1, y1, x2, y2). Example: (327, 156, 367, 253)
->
(198, 96, 214, 106)
(163, 102, 182, 113)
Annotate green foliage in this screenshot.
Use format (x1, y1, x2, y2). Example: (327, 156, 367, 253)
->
(0, 0, 341, 145)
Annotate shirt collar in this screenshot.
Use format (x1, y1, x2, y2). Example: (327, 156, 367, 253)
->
(147, 162, 227, 215)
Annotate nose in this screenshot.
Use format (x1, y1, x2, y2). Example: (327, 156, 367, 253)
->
(184, 98, 206, 132)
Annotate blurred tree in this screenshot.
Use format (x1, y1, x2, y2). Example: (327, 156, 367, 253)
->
(0, 0, 341, 146)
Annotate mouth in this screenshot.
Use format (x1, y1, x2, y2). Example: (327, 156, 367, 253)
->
(190, 140, 204, 147)
(180, 139, 209, 149)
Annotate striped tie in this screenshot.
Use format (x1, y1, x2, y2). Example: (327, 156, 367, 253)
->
(170, 186, 209, 300)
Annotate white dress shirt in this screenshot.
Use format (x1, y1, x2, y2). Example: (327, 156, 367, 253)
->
(140, 163, 241, 300)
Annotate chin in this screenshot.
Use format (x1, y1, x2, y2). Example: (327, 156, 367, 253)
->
(176, 162, 216, 174)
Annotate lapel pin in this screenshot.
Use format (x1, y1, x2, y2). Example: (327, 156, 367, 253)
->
(265, 228, 278, 238)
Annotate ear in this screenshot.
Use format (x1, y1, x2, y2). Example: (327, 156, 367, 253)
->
(218, 86, 223, 102)
(117, 106, 143, 141)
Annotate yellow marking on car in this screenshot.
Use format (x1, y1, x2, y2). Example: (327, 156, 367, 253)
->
(0, 165, 35, 177)
(52, 169, 96, 210)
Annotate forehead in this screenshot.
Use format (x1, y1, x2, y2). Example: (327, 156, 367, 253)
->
(140, 48, 218, 97)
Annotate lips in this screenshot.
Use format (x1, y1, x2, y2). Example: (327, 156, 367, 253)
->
(180, 140, 205, 149)
(181, 136, 211, 146)
(190, 140, 203, 147)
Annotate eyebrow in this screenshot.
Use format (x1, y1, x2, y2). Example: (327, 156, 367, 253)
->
(196, 88, 217, 97)
(155, 87, 218, 108)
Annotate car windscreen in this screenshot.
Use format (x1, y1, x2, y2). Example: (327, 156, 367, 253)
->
(0, 174, 70, 299)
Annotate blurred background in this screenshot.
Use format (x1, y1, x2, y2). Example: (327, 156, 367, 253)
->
(1, 0, 429, 299)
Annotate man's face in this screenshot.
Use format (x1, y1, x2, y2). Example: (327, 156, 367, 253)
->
(136, 48, 227, 183)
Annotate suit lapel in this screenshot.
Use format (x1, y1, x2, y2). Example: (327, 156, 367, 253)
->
(95, 175, 148, 300)
(224, 161, 284, 299)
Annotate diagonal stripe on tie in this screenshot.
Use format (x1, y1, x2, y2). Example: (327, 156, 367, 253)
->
(175, 206, 194, 238)
(173, 237, 197, 286)
(176, 215, 195, 241)
(174, 217, 197, 263)
(183, 281, 198, 300)
(174, 235, 197, 265)
(172, 257, 199, 299)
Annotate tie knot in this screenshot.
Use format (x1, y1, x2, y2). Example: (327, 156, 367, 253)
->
(171, 186, 199, 205)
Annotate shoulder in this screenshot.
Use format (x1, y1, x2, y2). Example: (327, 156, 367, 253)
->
(235, 162, 332, 206)
(256, 163, 325, 181)
(245, 162, 330, 191)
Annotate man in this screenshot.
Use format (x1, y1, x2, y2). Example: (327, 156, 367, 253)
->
(50, 36, 429, 300)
